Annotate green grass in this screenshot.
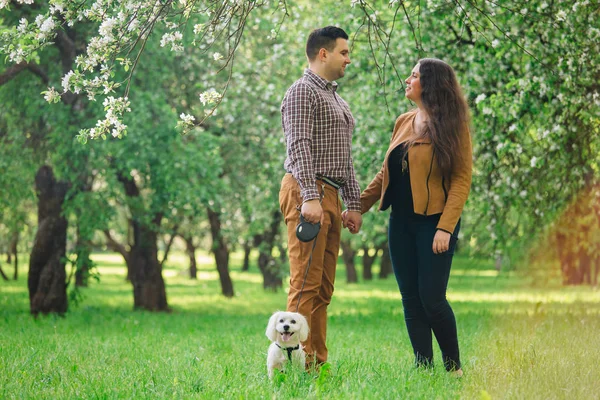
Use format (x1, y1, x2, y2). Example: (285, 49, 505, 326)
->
(1, 252, 600, 399)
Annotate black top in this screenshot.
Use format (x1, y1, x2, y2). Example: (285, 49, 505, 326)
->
(387, 144, 414, 215)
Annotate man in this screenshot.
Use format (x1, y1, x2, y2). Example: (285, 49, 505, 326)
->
(279, 26, 362, 369)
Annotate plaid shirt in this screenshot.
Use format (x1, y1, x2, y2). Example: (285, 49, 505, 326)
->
(282, 69, 361, 212)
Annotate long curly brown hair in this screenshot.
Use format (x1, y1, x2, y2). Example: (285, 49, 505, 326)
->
(414, 58, 470, 178)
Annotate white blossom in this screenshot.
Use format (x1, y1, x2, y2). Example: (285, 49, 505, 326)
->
(199, 88, 221, 106)
(62, 70, 75, 92)
(491, 39, 500, 48)
(17, 18, 28, 34)
(556, 10, 567, 21)
(160, 31, 184, 52)
(43, 87, 61, 103)
(9, 48, 26, 63)
(179, 113, 196, 124)
(530, 156, 538, 168)
(39, 17, 55, 33)
(99, 17, 118, 40)
(475, 93, 487, 104)
(213, 52, 223, 61)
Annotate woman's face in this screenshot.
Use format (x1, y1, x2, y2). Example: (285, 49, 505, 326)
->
(405, 63, 422, 103)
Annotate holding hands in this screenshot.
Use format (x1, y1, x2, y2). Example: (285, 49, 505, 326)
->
(341, 210, 362, 234)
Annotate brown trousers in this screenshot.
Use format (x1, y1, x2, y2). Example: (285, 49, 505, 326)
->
(278, 173, 342, 365)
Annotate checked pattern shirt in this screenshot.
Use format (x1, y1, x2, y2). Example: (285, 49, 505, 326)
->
(281, 69, 361, 212)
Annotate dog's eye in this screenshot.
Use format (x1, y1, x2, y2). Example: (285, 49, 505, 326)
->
(291, 320, 296, 324)
(279, 319, 284, 323)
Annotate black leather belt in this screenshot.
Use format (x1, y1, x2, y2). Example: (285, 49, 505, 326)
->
(316, 174, 343, 190)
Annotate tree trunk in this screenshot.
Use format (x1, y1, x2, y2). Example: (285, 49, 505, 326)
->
(593, 255, 599, 286)
(362, 247, 376, 281)
(10, 230, 18, 280)
(74, 245, 91, 287)
(182, 235, 198, 279)
(74, 225, 93, 287)
(28, 165, 69, 316)
(242, 240, 251, 272)
(379, 243, 393, 279)
(255, 211, 283, 291)
(0, 265, 8, 281)
(556, 233, 575, 284)
(127, 218, 169, 311)
(103, 229, 131, 267)
(207, 208, 234, 297)
(117, 171, 169, 311)
(340, 239, 358, 283)
(159, 226, 179, 271)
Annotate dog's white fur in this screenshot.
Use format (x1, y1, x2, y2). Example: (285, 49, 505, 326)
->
(265, 311, 309, 379)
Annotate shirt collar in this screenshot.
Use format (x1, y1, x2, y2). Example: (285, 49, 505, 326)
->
(304, 68, 338, 92)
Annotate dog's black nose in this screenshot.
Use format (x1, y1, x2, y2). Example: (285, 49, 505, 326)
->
(283, 325, 290, 331)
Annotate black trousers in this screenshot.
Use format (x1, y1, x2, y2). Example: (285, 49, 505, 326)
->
(388, 212, 461, 371)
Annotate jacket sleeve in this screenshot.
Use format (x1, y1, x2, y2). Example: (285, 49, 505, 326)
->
(437, 125, 473, 233)
(360, 164, 384, 214)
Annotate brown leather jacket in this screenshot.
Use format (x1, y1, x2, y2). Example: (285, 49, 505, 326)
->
(360, 110, 472, 233)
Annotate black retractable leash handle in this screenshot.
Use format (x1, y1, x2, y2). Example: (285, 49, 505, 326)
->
(296, 214, 320, 242)
(294, 184, 324, 313)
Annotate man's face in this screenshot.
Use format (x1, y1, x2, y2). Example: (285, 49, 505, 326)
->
(324, 38, 351, 80)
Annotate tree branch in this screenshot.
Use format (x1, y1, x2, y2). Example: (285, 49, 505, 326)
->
(159, 223, 179, 269)
(103, 229, 131, 265)
(0, 62, 49, 86)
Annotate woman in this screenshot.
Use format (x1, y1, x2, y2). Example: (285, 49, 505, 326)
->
(347, 58, 472, 375)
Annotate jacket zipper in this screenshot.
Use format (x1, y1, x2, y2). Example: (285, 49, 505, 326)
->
(424, 150, 434, 215)
(442, 176, 448, 202)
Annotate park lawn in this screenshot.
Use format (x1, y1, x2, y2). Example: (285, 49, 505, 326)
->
(1, 252, 599, 399)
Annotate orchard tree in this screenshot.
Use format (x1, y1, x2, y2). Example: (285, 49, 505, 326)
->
(2, 0, 598, 286)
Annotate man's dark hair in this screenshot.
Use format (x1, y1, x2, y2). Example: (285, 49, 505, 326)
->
(306, 26, 348, 61)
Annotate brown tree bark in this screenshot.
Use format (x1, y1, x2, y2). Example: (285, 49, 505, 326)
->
(242, 240, 251, 272)
(0, 265, 8, 281)
(362, 247, 377, 281)
(255, 211, 283, 291)
(207, 207, 234, 297)
(579, 246, 591, 285)
(340, 239, 358, 283)
(182, 235, 198, 279)
(114, 171, 169, 311)
(593, 255, 599, 286)
(28, 166, 69, 316)
(74, 226, 92, 287)
(159, 226, 179, 271)
(379, 243, 393, 279)
(556, 232, 577, 285)
(127, 215, 169, 311)
(10, 230, 18, 280)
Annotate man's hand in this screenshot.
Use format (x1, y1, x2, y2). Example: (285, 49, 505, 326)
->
(342, 210, 362, 234)
(301, 199, 323, 225)
(432, 230, 451, 254)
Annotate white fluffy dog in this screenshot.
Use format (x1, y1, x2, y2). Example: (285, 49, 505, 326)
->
(265, 311, 309, 379)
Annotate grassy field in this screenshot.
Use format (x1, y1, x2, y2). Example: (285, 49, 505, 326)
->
(1, 252, 599, 399)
